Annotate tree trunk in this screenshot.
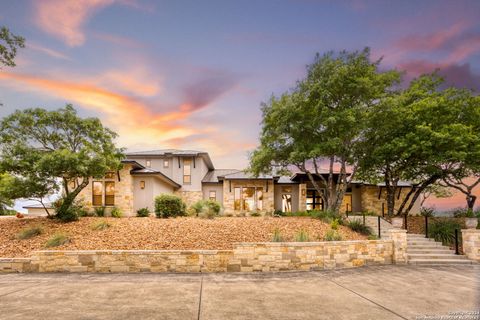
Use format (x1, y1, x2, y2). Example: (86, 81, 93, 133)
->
(467, 194, 476, 210)
(400, 175, 440, 216)
(56, 177, 89, 221)
(305, 171, 328, 209)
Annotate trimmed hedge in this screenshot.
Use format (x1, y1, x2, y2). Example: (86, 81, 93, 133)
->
(154, 194, 186, 218)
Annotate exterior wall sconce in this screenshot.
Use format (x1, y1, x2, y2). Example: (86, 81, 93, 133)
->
(140, 181, 145, 189)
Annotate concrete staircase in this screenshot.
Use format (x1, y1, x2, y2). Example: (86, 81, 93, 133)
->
(406, 234, 474, 265)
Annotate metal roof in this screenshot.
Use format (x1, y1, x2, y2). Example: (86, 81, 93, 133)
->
(125, 149, 215, 170)
(202, 169, 241, 183)
(220, 171, 275, 180)
(130, 168, 181, 188)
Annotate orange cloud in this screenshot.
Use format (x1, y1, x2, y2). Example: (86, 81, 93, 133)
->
(34, 0, 115, 46)
(0, 71, 194, 143)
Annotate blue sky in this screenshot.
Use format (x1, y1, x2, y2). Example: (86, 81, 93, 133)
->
(1, 0, 480, 210)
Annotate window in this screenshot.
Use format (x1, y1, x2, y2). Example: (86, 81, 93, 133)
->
(140, 180, 145, 189)
(234, 187, 264, 211)
(282, 194, 292, 212)
(163, 159, 169, 168)
(209, 191, 216, 201)
(183, 159, 191, 184)
(306, 189, 324, 211)
(104, 181, 115, 206)
(92, 181, 103, 206)
(146, 160, 151, 168)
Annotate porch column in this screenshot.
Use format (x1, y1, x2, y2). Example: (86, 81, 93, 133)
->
(461, 229, 480, 262)
(298, 184, 307, 211)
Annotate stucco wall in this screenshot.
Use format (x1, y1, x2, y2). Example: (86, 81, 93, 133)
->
(132, 176, 175, 212)
(202, 183, 224, 204)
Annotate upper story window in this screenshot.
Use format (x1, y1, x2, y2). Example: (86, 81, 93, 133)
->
(183, 158, 191, 184)
(209, 191, 216, 201)
(163, 159, 169, 168)
(146, 160, 151, 167)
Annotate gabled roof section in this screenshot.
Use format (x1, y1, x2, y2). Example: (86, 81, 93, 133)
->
(221, 171, 276, 180)
(125, 149, 214, 170)
(121, 159, 144, 170)
(202, 169, 241, 183)
(130, 167, 181, 188)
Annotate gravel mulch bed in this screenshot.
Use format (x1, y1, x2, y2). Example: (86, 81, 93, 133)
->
(0, 216, 366, 257)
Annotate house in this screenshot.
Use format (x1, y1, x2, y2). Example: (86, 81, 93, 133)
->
(26, 149, 420, 216)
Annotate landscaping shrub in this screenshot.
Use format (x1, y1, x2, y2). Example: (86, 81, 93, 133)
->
(250, 211, 261, 217)
(324, 229, 342, 241)
(420, 207, 436, 217)
(367, 234, 378, 240)
(330, 219, 340, 230)
(110, 207, 123, 218)
(94, 206, 106, 217)
(136, 207, 150, 217)
(273, 209, 285, 217)
(91, 220, 111, 231)
(295, 229, 310, 242)
(17, 226, 43, 240)
(428, 220, 462, 245)
(311, 210, 343, 224)
(53, 198, 85, 222)
(191, 199, 221, 219)
(347, 220, 372, 235)
(45, 233, 70, 247)
(450, 207, 469, 218)
(272, 228, 284, 242)
(155, 194, 186, 218)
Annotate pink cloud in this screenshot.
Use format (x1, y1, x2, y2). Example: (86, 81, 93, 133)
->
(27, 42, 71, 61)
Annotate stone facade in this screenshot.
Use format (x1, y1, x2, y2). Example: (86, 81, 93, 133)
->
(387, 229, 408, 264)
(173, 190, 203, 208)
(298, 183, 307, 212)
(360, 186, 419, 215)
(1, 239, 404, 273)
(461, 229, 480, 262)
(77, 165, 135, 216)
(222, 179, 275, 216)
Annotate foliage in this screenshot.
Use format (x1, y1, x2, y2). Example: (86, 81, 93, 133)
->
(17, 226, 43, 239)
(53, 198, 87, 222)
(367, 234, 378, 240)
(0, 26, 25, 68)
(311, 210, 344, 224)
(346, 220, 372, 235)
(136, 207, 150, 217)
(295, 229, 310, 242)
(420, 207, 436, 217)
(154, 194, 186, 218)
(271, 228, 284, 242)
(45, 233, 70, 248)
(324, 229, 343, 241)
(110, 207, 122, 218)
(250, 211, 261, 217)
(330, 219, 339, 230)
(428, 220, 462, 245)
(249, 48, 400, 213)
(94, 206, 106, 217)
(273, 209, 285, 217)
(450, 207, 474, 218)
(0, 105, 124, 222)
(358, 74, 480, 216)
(91, 220, 111, 231)
(191, 199, 221, 219)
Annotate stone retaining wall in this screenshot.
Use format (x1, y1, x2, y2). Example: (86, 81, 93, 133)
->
(0, 239, 397, 273)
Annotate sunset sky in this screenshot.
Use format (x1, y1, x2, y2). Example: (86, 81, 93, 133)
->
(1, 0, 480, 211)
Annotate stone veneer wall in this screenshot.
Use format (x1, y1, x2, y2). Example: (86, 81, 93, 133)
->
(173, 190, 203, 208)
(461, 229, 480, 262)
(298, 183, 307, 212)
(222, 179, 275, 216)
(0, 239, 398, 273)
(77, 165, 134, 216)
(360, 186, 416, 215)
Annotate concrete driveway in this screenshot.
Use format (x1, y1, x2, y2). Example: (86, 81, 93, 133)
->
(0, 265, 478, 320)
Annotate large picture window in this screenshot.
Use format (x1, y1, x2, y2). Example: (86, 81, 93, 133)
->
(234, 186, 264, 211)
(92, 181, 103, 206)
(306, 189, 324, 211)
(282, 194, 292, 212)
(183, 159, 191, 184)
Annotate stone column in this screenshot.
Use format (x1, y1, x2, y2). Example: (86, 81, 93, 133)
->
(298, 184, 307, 212)
(387, 229, 408, 264)
(461, 229, 480, 262)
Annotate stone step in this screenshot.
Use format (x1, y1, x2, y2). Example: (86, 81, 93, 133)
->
(407, 253, 467, 260)
(407, 249, 454, 254)
(408, 259, 474, 265)
(407, 245, 449, 250)
(407, 239, 440, 244)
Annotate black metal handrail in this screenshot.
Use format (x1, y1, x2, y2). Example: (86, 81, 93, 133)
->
(454, 229, 460, 255)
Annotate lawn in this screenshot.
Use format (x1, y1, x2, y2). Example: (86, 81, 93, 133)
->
(0, 216, 366, 257)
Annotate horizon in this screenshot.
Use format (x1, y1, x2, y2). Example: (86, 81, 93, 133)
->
(1, 0, 480, 211)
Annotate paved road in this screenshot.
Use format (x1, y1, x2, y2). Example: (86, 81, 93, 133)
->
(0, 265, 479, 320)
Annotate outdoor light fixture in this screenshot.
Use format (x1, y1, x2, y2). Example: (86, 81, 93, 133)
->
(140, 181, 145, 189)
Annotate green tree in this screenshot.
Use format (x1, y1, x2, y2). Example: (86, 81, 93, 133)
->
(250, 48, 399, 212)
(440, 173, 480, 210)
(358, 74, 480, 216)
(0, 26, 25, 67)
(0, 105, 124, 221)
